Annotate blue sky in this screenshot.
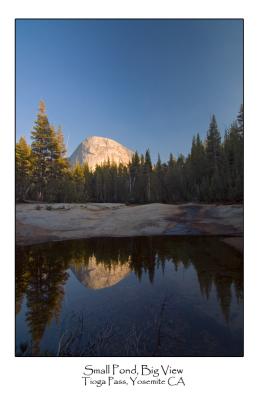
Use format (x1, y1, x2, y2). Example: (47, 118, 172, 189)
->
(16, 19, 243, 162)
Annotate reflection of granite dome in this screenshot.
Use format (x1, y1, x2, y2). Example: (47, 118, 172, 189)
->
(70, 256, 131, 289)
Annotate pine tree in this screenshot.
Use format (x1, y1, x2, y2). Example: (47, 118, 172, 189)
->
(205, 115, 222, 200)
(30, 102, 69, 201)
(164, 153, 176, 202)
(48, 125, 69, 201)
(143, 149, 152, 202)
(82, 163, 94, 201)
(129, 152, 141, 202)
(56, 126, 67, 158)
(206, 115, 221, 174)
(70, 163, 84, 202)
(223, 119, 243, 201)
(154, 154, 164, 202)
(237, 104, 244, 137)
(188, 133, 206, 200)
(16, 136, 32, 201)
(31, 100, 53, 201)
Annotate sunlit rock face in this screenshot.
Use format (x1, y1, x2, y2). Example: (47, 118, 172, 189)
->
(69, 136, 134, 169)
(70, 256, 131, 289)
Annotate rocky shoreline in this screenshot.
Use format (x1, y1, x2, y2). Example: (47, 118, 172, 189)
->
(16, 203, 243, 252)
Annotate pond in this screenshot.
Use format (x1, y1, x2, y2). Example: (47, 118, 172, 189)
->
(15, 236, 243, 357)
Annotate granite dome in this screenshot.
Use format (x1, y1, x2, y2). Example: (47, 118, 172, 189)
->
(69, 136, 134, 169)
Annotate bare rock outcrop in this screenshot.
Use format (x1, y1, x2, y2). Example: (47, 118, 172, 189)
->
(69, 136, 134, 169)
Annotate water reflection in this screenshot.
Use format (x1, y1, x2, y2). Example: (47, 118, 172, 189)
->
(16, 245, 69, 354)
(70, 255, 131, 289)
(16, 236, 243, 356)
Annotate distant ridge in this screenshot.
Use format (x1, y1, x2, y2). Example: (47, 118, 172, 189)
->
(69, 136, 134, 169)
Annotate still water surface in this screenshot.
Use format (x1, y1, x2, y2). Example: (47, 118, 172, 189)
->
(16, 236, 243, 356)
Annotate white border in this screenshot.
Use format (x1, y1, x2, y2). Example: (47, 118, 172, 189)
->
(1, 1, 259, 399)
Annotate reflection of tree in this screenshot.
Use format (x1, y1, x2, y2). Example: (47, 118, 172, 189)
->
(129, 237, 157, 283)
(64, 237, 243, 321)
(181, 237, 243, 321)
(83, 237, 242, 321)
(16, 245, 69, 354)
(15, 247, 30, 314)
(16, 236, 243, 354)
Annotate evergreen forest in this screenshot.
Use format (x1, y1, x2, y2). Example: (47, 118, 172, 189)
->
(16, 101, 244, 204)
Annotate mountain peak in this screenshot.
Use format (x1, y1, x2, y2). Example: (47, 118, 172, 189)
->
(69, 136, 134, 169)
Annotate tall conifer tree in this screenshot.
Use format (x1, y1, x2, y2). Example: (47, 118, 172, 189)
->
(31, 100, 52, 200)
(15, 136, 32, 201)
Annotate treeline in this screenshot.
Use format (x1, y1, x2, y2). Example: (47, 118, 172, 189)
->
(16, 101, 243, 203)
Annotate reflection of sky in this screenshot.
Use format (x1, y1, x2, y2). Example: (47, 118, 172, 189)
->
(16, 297, 30, 348)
